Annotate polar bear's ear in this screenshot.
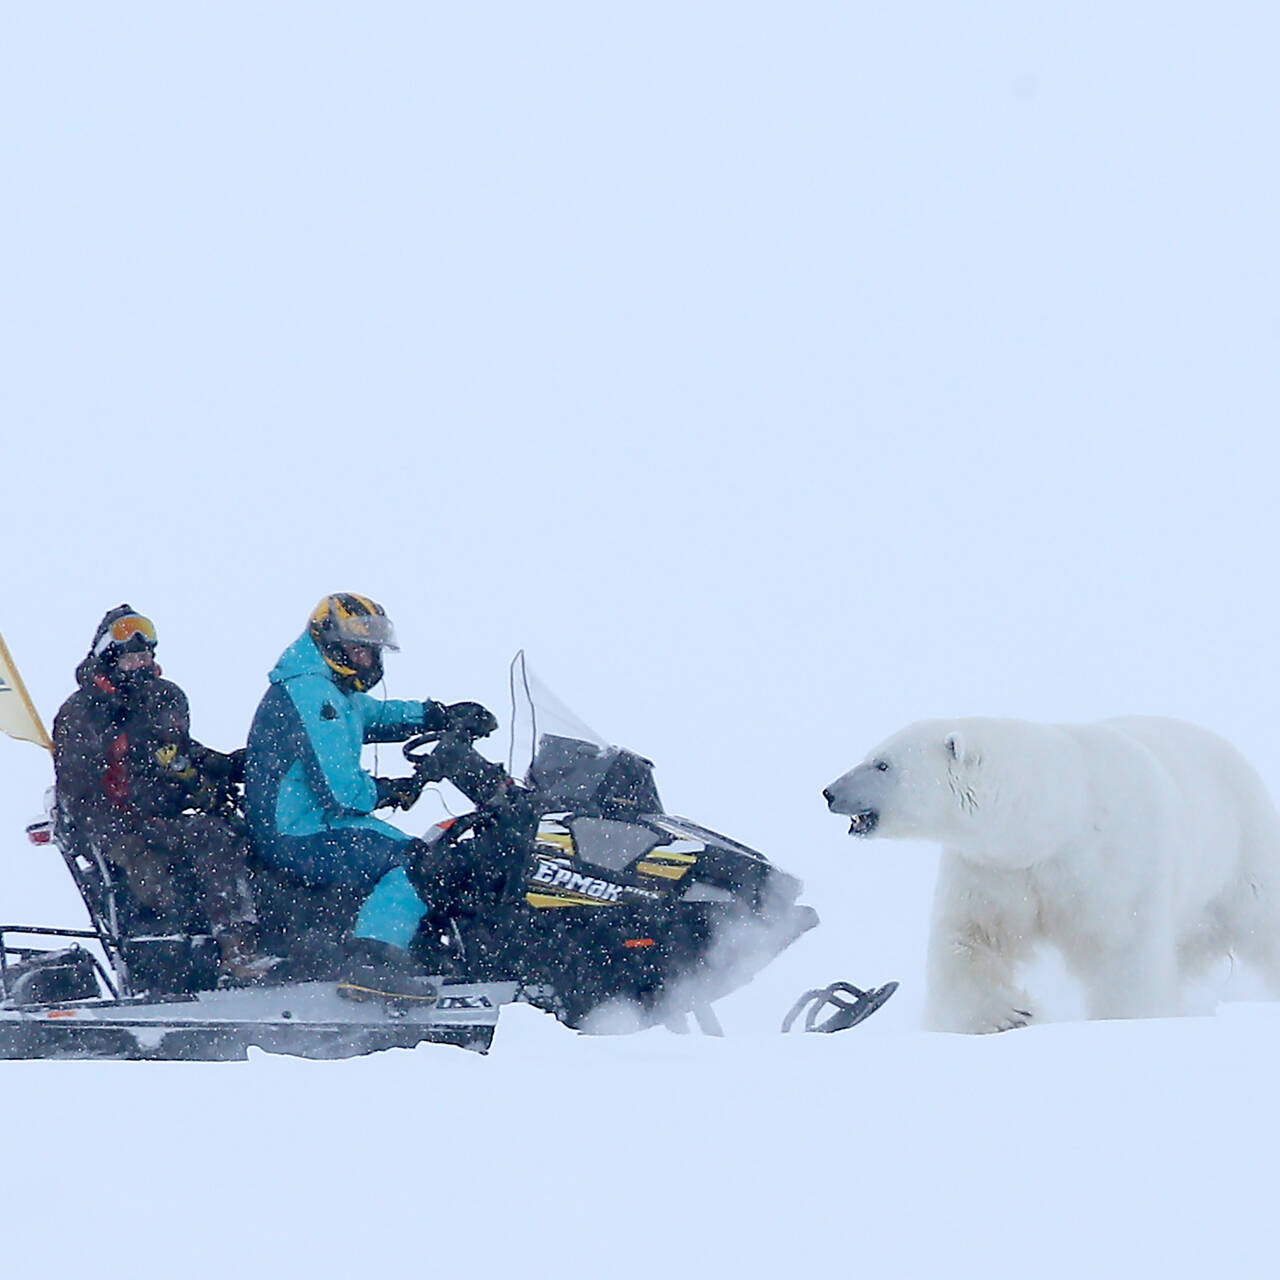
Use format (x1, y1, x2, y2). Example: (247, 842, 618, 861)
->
(944, 730, 971, 764)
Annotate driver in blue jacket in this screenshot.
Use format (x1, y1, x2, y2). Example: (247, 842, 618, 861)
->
(243, 593, 496, 995)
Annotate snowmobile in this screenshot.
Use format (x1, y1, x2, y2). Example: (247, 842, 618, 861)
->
(0, 681, 821, 1059)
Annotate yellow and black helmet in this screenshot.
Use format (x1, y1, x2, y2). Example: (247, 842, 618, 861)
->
(308, 593, 399, 691)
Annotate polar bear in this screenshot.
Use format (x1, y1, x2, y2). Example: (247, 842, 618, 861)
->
(823, 717, 1280, 1034)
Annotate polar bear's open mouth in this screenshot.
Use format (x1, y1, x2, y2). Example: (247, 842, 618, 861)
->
(847, 809, 878, 836)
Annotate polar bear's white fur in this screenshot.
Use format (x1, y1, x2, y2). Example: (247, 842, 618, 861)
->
(824, 717, 1280, 1033)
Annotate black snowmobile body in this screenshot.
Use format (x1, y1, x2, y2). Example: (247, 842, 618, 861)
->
(399, 730, 820, 1030)
(0, 718, 818, 1060)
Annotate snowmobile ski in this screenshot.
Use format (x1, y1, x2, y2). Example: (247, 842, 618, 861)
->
(781, 980, 899, 1034)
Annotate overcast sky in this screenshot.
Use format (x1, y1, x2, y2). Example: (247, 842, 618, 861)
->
(3, 5, 1278, 981)
(3, 19, 1278, 1271)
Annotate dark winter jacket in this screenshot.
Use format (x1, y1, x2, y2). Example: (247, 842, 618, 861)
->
(52, 610, 239, 830)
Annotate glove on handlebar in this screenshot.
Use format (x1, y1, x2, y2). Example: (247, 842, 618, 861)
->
(442, 701, 498, 739)
(420, 700, 450, 733)
(417, 700, 497, 740)
(375, 775, 421, 810)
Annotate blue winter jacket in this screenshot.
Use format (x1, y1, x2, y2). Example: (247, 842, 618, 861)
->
(244, 632, 428, 852)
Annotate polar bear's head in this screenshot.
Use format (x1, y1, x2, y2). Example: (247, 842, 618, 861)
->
(823, 719, 991, 845)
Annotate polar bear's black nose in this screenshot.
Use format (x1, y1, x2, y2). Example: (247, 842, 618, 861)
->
(823, 787, 835, 808)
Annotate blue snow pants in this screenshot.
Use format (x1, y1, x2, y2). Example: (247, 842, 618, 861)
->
(259, 830, 430, 950)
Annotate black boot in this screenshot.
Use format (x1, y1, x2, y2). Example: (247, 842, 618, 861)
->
(215, 924, 285, 986)
(336, 938, 439, 1004)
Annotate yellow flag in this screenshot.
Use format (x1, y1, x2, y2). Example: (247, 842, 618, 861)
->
(0, 631, 52, 751)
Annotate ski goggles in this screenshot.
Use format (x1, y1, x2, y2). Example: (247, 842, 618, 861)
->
(93, 613, 158, 656)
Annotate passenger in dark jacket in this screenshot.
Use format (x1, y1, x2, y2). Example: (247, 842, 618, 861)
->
(52, 605, 275, 982)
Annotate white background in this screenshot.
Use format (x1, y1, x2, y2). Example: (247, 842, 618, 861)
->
(1, 5, 1278, 1276)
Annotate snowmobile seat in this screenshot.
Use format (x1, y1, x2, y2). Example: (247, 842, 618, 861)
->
(51, 800, 208, 934)
(49, 798, 220, 995)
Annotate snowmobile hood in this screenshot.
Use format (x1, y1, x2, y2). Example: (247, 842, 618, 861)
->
(268, 632, 336, 688)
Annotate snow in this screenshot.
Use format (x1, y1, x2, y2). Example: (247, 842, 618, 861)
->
(3, 828, 1275, 1278)
(4, 1000, 1277, 1277)
(4, 2, 1280, 1276)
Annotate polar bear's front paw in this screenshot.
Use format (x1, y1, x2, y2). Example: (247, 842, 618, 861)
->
(928, 990, 1038, 1035)
(981, 1003, 1034, 1034)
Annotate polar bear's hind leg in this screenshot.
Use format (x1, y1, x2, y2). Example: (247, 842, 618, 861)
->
(1221, 873, 1280, 997)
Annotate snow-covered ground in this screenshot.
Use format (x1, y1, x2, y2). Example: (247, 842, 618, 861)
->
(6, 988, 1278, 1278)
(4, 816, 1276, 1280)
(5, 4, 1280, 1277)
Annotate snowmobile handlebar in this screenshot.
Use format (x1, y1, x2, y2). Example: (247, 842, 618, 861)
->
(400, 731, 536, 856)
(402, 731, 519, 807)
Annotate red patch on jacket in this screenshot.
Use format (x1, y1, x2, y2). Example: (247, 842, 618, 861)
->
(102, 733, 131, 805)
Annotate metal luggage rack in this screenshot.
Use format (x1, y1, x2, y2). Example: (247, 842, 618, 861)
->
(0, 925, 121, 1002)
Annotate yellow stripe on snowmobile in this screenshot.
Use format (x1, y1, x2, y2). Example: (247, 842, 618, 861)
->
(526, 891, 624, 909)
(644, 850, 697, 863)
(634, 861, 690, 880)
(535, 832, 575, 854)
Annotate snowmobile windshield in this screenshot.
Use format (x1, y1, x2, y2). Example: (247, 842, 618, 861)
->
(507, 654, 606, 777)
(506, 653, 661, 815)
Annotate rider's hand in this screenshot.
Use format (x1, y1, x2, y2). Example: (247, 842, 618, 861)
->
(199, 746, 246, 783)
(154, 742, 197, 782)
(419, 700, 450, 733)
(443, 701, 498, 739)
(375, 775, 420, 810)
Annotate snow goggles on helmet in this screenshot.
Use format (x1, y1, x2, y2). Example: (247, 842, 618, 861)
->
(330, 611, 398, 650)
(93, 613, 157, 656)
(312, 594, 400, 651)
